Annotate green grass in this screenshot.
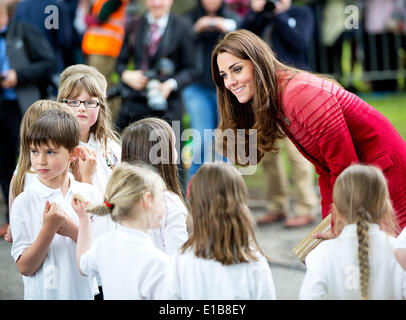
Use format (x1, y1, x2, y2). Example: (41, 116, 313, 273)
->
(244, 93, 406, 198)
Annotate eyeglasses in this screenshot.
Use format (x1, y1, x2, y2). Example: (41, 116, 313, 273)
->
(62, 99, 100, 108)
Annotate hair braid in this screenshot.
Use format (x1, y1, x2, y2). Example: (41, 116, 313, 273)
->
(356, 207, 371, 300)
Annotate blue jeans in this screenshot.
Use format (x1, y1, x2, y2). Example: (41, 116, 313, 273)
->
(182, 84, 218, 182)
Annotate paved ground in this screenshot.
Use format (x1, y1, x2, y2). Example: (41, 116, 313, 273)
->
(0, 193, 320, 300)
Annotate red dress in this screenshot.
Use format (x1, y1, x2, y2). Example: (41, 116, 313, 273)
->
(278, 72, 406, 230)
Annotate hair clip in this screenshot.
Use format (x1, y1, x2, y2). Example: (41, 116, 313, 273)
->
(105, 200, 113, 208)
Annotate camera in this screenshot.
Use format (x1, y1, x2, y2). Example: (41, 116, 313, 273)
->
(264, 0, 279, 13)
(107, 58, 175, 111)
(144, 58, 175, 111)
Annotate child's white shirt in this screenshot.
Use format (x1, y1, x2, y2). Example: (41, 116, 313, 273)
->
(299, 223, 406, 300)
(10, 176, 102, 300)
(79, 133, 121, 198)
(80, 223, 170, 300)
(162, 249, 276, 300)
(147, 191, 189, 254)
(394, 227, 406, 250)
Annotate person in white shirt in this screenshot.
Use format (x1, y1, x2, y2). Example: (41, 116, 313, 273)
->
(162, 163, 276, 300)
(299, 164, 406, 300)
(10, 108, 101, 300)
(57, 65, 120, 298)
(121, 118, 189, 254)
(394, 227, 406, 270)
(73, 162, 169, 300)
(57, 64, 121, 199)
(6, 100, 77, 243)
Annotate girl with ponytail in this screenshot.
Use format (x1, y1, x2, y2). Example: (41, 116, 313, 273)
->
(72, 162, 170, 299)
(299, 164, 406, 300)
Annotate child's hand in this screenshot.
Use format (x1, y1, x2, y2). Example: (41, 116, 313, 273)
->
(42, 201, 68, 233)
(71, 195, 90, 219)
(73, 146, 97, 184)
(56, 216, 78, 241)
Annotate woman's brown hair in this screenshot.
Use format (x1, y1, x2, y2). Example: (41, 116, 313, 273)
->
(182, 163, 268, 265)
(211, 29, 340, 165)
(121, 118, 183, 201)
(332, 164, 398, 300)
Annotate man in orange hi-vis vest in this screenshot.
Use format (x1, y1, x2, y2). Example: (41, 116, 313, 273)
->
(82, 0, 128, 85)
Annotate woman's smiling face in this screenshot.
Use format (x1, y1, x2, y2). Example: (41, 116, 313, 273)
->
(217, 52, 255, 104)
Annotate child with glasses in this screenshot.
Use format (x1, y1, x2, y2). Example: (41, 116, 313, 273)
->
(57, 64, 121, 199)
(57, 64, 121, 299)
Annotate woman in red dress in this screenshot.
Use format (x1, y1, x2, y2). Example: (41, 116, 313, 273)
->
(211, 29, 406, 233)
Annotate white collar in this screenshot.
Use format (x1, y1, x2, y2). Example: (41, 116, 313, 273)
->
(31, 173, 78, 199)
(80, 133, 97, 148)
(116, 223, 155, 242)
(339, 223, 381, 237)
(146, 12, 169, 31)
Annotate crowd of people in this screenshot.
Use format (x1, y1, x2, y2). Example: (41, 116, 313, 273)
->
(1, 0, 406, 300)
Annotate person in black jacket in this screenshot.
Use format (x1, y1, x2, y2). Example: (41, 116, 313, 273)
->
(241, 0, 313, 69)
(0, 0, 56, 239)
(182, 0, 240, 183)
(115, 0, 196, 132)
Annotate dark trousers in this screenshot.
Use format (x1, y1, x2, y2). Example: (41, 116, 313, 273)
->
(363, 32, 399, 92)
(0, 99, 21, 222)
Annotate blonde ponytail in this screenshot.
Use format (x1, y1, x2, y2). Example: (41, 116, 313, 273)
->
(356, 208, 371, 300)
(86, 162, 166, 222)
(332, 164, 398, 300)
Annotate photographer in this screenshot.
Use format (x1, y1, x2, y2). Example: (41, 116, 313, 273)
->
(241, 0, 314, 69)
(182, 0, 241, 182)
(115, 0, 196, 132)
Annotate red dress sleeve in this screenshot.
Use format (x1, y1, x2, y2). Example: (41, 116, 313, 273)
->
(283, 79, 360, 218)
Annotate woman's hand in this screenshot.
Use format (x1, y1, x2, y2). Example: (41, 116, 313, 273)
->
(312, 230, 337, 240)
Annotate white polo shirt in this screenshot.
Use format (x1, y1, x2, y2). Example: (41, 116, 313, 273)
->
(80, 223, 170, 300)
(79, 133, 121, 198)
(299, 224, 406, 300)
(147, 191, 189, 254)
(10, 176, 102, 300)
(394, 227, 406, 250)
(162, 249, 276, 300)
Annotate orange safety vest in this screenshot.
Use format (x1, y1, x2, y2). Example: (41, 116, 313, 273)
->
(82, 0, 128, 58)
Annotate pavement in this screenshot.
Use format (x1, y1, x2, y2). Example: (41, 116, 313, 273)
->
(0, 193, 320, 300)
